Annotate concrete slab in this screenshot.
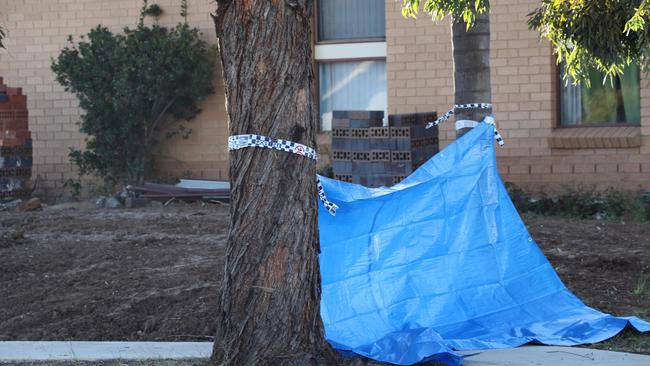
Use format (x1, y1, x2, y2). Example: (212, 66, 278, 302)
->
(459, 346, 650, 366)
(0, 342, 211, 361)
(0, 342, 648, 365)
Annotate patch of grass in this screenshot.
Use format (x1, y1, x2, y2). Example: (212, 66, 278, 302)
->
(590, 329, 650, 354)
(2, 359, 209, 366)
(632, 276, 648, 297)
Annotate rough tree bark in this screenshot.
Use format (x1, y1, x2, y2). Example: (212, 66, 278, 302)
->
(452, 12, 492, 137)
(210, 1, 338, 365)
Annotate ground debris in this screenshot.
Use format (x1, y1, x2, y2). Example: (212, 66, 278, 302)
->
(0, 229, 28, 248)
(0, 199, 22, 211)
(96, 196, 122, 209)
(16, 197, 42, 212)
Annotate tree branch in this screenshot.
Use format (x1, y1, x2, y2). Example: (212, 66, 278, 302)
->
(146, 96, 177, 145)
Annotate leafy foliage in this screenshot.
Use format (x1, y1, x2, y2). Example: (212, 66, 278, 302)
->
(51, 5, 217, 186)
(180, 0, 188, 21)
(506, 183, 649, 222)
(402, 1, 650, 85)
(625, 0, 650, 33)
(139, 0, 163, 24)
(142, 3, 163, 19)
(401, 0, 489, 27)
(63, 178, 82, 199)
(528, 0, 649, 85)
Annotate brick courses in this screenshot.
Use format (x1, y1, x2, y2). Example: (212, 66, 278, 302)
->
(331, 110, 438, 187)
(386, 0, 650, 193)
(0, 0, 228, 197)
(1, 0, 649, 196)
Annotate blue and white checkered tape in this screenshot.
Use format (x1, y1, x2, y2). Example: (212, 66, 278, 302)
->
(425, 103, 504, 147)
(228, 134, 338, 216)
(228, 134, 319, 160)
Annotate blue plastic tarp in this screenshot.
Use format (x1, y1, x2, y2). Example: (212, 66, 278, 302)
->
(317, 122, 650, 366)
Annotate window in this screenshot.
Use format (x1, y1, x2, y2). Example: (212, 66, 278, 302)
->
(560, 64, 640, 126)
(317, 0, 385, 42)
(319, 61, 387, 130)
(315, 0, 386, 131)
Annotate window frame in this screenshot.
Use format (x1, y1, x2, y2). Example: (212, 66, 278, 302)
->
(314, 0, 387, 45)
(553, 61, 641, 129)
(315, 42, 387, 62)
(313, 0, 388, 132)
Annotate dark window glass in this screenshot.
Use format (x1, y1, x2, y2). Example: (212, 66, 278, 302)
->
(317, 0, 385, 42)
(560, 64, 640, 125)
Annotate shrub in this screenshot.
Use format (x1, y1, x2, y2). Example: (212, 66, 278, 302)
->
(51, 1, 217, 186)
(506, 183, 649, 222)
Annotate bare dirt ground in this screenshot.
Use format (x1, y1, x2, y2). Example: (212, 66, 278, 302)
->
(0, 202, 227, 342)
(0, 203, 648, 354)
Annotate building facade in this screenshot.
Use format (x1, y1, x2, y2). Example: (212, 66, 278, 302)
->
(0, 0, 648, 198)
(385, 0, 650, 193)
(0, 0, 229, 198)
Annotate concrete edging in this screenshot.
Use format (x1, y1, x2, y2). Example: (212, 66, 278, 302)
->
(1, 342, 649, 365)
(0, 341, 212, 361)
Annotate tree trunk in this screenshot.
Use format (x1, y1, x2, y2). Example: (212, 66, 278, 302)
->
(614, 75, 626, 123)
(210, 1, 338, 365)
(452, 12, 492, 138)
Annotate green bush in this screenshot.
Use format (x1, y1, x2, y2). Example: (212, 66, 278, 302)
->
(506, 183, 649, 221)
(51, 2, 217, 186)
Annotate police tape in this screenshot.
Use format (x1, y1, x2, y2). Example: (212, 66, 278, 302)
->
(483, 115, 505, 147)
(228, 134, 338, 216)
(425, 103, 493, 128)
(425, 103, 504, 147)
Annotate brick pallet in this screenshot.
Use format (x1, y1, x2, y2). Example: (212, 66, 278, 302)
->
(331, 110, 438, 187)
(0, 77, 32, 200)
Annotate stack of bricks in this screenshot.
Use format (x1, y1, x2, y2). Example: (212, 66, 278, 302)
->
(0, 78, 32, 200)
(331, 110, 438, 187)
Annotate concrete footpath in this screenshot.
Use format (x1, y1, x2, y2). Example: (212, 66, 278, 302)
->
(459, 346, 650, 365)
(1, 341, 650, 365)
(0, 342, 210, 361)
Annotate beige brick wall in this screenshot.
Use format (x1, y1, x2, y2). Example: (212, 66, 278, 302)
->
(0, 0, 228, 198)
(385, 0, 455, 142)
(386, 0, 650, 193)
(3, 0, 649, 197)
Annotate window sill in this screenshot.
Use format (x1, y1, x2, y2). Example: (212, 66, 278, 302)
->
(315, 42, 387, 61)
(548, 125, 641, 149)
(316, 38, 386, 45)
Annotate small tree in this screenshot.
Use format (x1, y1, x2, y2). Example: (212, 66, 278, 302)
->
(529, 0, 650, 85)
(52, 3, 217, 186)
(402, 1, 492, 136)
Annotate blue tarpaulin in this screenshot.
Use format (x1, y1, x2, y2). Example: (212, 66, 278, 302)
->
(317, 122, 650, 366)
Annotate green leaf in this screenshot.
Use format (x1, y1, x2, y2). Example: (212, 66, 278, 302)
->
(529, 0, 647, 84)
(401, 0, 489, 28)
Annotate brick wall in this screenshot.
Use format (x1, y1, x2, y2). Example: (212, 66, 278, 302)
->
(0, 0, 229, 198)
(2, 0, 649, 197)
(385, 0, 455, 143)
(386, 0, 650, 193)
